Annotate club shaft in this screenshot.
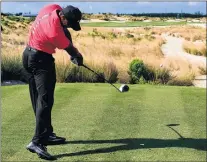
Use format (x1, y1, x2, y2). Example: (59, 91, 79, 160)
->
(82, 64, 121, 92)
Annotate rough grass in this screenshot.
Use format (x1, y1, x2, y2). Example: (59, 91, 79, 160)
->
(167, 74, 195, 86)
(183, 41, 206, 57)
(1, 45, 24, 81)
(1, 84, 206, 161)
(153, 25, 206, 41)
(1, 22, 205, 84)
(198, 66, 207, 75)
(2, 26, 166, 83)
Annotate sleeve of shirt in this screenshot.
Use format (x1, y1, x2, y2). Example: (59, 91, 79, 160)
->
(51, 26, 71, 49)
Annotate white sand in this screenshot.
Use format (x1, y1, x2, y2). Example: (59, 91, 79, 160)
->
(161, 34, 206, 88)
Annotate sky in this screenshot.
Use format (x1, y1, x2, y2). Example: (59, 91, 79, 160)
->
(1, 2, 206, 14)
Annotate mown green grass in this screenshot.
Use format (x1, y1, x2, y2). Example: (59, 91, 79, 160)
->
(81, 21, 187, 27)
(1, 84, 206, 161)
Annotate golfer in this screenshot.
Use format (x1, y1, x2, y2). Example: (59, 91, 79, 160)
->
(22, 4, 83, 160)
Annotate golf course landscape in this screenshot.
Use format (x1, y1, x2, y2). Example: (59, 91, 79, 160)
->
(1, 84, 206, 161)
(1, 3, 207, 161)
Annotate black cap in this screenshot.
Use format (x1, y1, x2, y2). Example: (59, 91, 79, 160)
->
(62, 5, 82, 31)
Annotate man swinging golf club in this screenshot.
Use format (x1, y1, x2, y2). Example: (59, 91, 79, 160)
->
(22, 4, 83, 160)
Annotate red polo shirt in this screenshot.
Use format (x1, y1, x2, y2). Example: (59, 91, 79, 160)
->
(28, 4, 70, 54)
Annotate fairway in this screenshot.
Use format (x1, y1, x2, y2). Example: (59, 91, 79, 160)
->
(80, 21, 187, 27)
(1, 84, 206, 161)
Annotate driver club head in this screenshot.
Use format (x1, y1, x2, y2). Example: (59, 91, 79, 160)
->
(119, 84, 129, 92)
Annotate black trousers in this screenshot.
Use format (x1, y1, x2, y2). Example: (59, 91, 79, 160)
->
(22, 47, 56, 145)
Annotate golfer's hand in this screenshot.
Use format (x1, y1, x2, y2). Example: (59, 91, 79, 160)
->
(71, 53, 83, 66)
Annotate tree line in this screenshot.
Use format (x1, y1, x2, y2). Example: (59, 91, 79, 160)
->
(1, 11, 206, 18)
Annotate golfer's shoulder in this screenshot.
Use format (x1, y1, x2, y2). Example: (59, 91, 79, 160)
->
(37, 4, 64, 38)
(39, 4, 62, 16)
(47, 11, 63, 38)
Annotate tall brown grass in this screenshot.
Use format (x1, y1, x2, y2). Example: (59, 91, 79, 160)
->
(183, 41, 206, 57)
(1, 25, 206, 83)
(70, 28, 166, 82)
(198, 66, 207, 75)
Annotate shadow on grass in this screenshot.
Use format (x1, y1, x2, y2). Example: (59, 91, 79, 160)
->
(54, 138, 207, 159)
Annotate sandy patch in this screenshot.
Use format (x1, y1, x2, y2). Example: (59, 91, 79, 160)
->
(188, 23, 206, 28)
(193, 75, 206, 88)
(161, 33, 206, 88)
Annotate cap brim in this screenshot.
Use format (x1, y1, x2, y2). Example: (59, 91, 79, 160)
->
(68, 21, 81, 31)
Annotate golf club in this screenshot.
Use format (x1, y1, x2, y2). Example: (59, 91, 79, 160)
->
(82, 64, 129, 93)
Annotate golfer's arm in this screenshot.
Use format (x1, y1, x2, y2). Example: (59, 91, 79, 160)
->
(63, 27, 73, 43)
(63, 28, 80, 57)
(64, 44, 78, 57)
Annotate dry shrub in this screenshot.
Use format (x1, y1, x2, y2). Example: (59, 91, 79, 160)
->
(167, 72, 195, 86)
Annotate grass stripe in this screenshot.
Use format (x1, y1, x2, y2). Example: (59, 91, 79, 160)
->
(1, 85, 31, 126)
(49, 83, 117, 161)
(1, 85, 34, 160)
(2, 84, 84, 161)
(71, 85, 146, 161)
(1, 85, 27, 99)
(181, 87, 206, 137)
(99, 85, 146, 161)
(138, 86, 206, 161)
(138, 86, 189, 161)
(180, 87, 206, 161)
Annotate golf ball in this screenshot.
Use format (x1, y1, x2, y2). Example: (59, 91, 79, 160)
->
(119, 84, 129, 92)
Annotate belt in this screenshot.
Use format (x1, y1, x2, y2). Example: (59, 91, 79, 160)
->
(26, 45, 54, 61)
(26, 46, 51, 56)
(27, 46, 38, 53)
